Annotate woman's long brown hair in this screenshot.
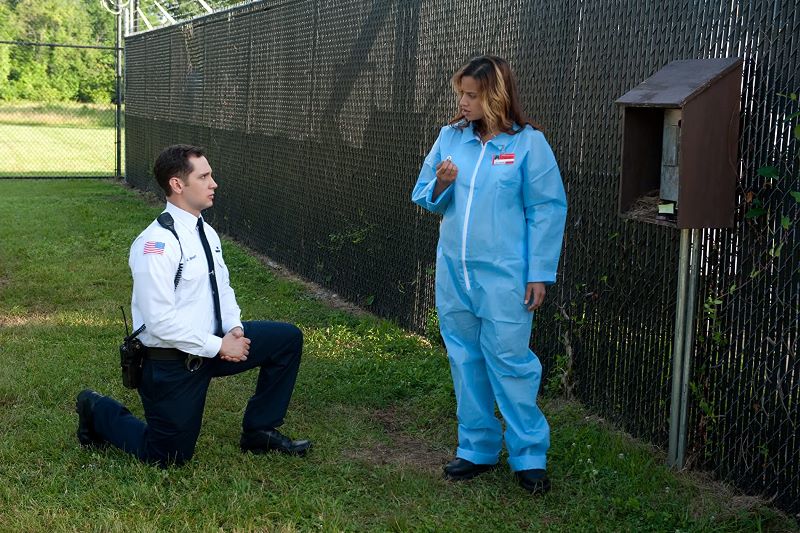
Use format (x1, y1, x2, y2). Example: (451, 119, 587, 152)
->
(449, 55, 539, 137)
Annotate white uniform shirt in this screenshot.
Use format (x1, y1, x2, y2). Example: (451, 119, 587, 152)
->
(129, 201, 243, 357)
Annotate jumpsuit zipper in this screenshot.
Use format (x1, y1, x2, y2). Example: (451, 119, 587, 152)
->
(461, 142, 488, 291)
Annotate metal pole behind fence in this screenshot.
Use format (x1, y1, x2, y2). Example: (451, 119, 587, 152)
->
(668, 228, 691, 466)
(115, 11, 122, 179)
(676, 228, 701, 467)
(667, 228, 702, 468)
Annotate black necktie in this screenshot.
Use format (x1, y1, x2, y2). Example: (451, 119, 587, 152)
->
(197, 217, 223, 337)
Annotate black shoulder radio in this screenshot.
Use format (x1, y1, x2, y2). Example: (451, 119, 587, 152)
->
(157, 212, 184, 289)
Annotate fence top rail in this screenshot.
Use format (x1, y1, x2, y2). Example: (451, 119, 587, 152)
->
(124, 0, 287, 38)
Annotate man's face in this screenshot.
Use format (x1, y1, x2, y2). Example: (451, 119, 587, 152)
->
(172, 155, 217, 216)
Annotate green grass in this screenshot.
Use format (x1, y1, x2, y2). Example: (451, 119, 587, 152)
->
(0, 102, 120, 177)
(0, 123, 118, 177)
(0, 179, 796, 532)
(0, 101, 119, 128)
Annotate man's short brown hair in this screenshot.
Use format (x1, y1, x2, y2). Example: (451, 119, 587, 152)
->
(153, 144, 206, 196)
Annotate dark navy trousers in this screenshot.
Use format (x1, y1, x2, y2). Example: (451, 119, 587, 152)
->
(91, 321, 303, 466)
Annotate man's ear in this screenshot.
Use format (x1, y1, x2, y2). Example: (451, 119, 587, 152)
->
(169, 176, 184, 195)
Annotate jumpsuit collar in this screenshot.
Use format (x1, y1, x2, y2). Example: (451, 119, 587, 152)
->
(459, 123, 480, 144)
(459, 122, 521, 148)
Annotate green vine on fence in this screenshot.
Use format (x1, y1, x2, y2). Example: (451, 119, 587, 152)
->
(689, 91, 799, 464)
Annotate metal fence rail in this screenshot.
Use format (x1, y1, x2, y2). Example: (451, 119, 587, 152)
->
(124, 0, 800, 516)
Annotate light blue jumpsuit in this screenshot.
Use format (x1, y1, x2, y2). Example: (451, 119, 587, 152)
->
(412, 123, 567, 471)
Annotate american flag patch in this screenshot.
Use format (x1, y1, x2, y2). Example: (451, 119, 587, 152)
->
(143, 241, 165, 255)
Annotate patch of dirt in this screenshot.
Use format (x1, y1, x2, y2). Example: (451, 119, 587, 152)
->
(683, 470, 793, 526)
(116, 178, 164, 206)
(248, 252, 371, 318)
(0, 391, 20, 409)
(0, 311, 52, 327)
(342, 406, 451, 472)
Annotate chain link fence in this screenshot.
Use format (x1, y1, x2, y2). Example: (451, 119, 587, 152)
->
(0, 41, 121, 179)
(123, 0, 799, 517)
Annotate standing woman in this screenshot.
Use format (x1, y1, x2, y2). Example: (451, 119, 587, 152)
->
(411, 55, 567, 494)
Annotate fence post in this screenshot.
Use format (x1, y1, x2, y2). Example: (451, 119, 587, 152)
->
(668, 229, 690, 467)
(668, 228, 701, 468)
(115, 11, 123, 179)
(676, 228, 701, 466)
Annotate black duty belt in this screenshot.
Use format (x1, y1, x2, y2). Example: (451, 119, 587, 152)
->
(145, 347, 205, 372)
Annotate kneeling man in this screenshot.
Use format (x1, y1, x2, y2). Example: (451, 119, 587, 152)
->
(77, 144, 310, 466)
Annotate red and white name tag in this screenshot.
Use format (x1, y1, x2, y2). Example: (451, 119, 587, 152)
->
(492, 153, 515, 165)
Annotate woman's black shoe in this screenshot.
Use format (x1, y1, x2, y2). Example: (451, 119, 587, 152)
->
(515, 468, 551, 495)
(443, 458, 496, 481)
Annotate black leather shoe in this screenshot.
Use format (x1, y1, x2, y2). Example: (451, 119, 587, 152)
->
(240, 429, 312, 456)
(515, 468, 551, 495)
(75, 389, 106, 448)
(443, 458, 496, 481)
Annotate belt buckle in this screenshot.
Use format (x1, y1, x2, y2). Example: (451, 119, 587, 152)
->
(185, 354, 203, 372)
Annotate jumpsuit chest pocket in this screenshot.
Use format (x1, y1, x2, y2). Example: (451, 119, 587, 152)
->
(492, 163, 523, 191)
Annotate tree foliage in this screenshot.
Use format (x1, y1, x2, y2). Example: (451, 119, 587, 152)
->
(0, 0, 116, 103)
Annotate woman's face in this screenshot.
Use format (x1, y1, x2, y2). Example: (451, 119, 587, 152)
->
(458, 76, 484, 122)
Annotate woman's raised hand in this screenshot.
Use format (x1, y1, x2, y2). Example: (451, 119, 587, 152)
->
(435, 157, 459, 185)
